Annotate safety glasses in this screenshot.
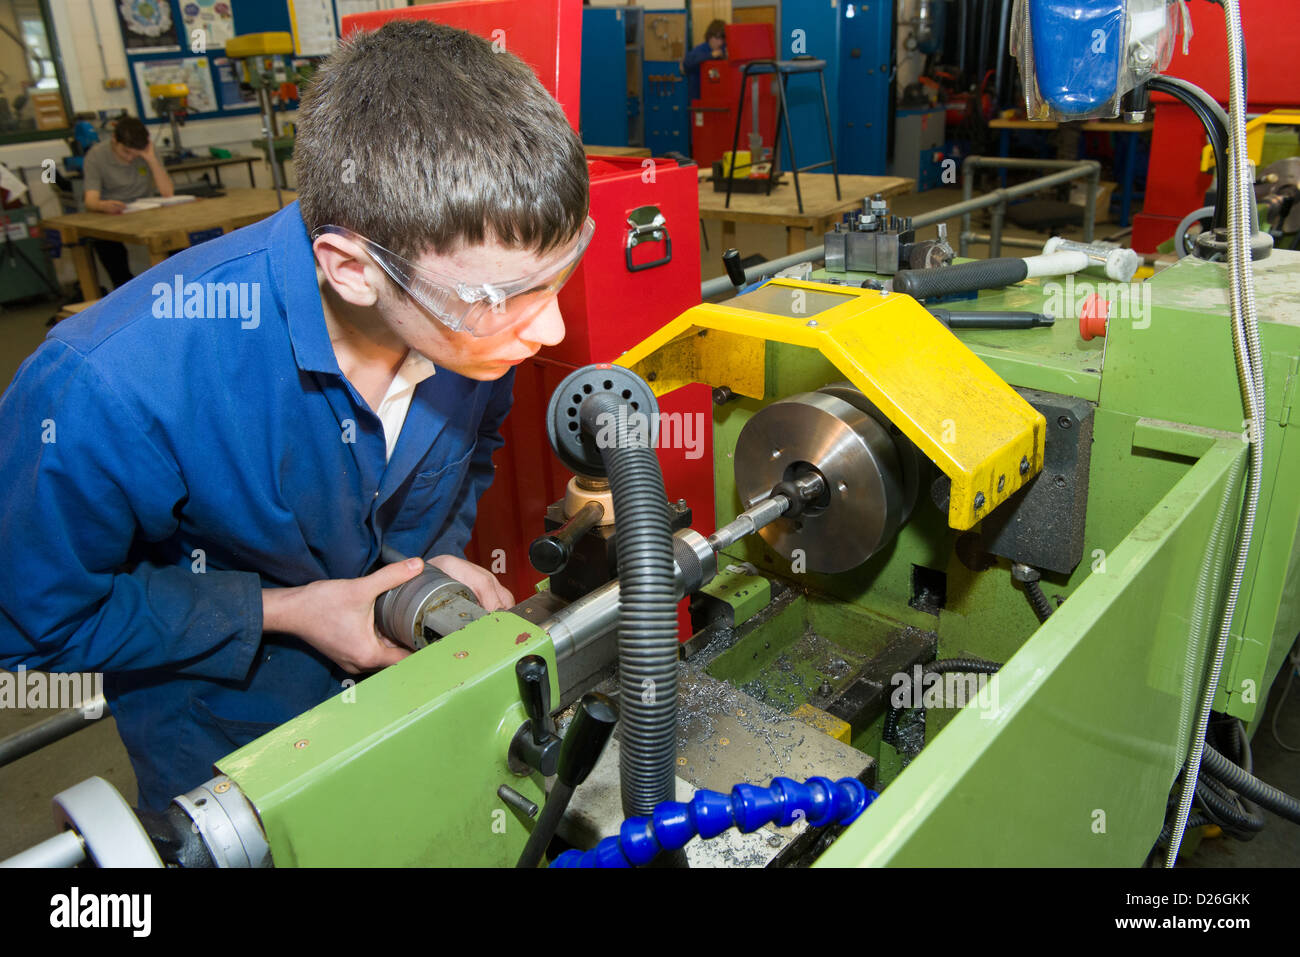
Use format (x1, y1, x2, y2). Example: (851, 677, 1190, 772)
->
(312, 216, 595, 337)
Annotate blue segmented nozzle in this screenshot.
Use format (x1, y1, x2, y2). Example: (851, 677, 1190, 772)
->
(550, 776, 877, 868)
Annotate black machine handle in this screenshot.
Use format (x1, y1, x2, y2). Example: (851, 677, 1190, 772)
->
(722, 247, 746, 288)
(893, 257, 1030, 300)
(528, 501, 605, 576)
(515, 655, 555, 745)
(928, 309, 1055, 329)
(516, 692, 619, 868)
(556, 692, 619, 789)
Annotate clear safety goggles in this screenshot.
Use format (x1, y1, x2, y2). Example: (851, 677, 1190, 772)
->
(312, 216, 595, 337)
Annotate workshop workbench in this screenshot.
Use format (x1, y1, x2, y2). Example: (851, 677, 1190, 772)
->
(700, 173, 914, 255)
(989, 116, 1154, 226)
(41, 188, 296, 302)
(162, 154, 263, 187)
(583, 144, 652, 157)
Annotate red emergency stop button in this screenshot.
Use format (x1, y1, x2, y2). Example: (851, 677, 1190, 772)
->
(1079, 294, 1109, 341)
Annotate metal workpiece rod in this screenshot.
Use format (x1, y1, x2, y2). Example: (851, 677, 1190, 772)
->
(547, 497, 797, 662)
(706, 494, 792, 553)
(0, 695, 106, 768)
(0, 830, 86, 868)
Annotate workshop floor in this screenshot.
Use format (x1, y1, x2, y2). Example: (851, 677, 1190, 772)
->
(1, 189, 1296, 866)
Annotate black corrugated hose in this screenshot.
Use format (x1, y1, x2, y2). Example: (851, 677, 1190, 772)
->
(1201, 742, 1300, 826)
(1024, 580, 1054, 624)
(578, 394, 680, 825)
(883, 657, 1003, 747)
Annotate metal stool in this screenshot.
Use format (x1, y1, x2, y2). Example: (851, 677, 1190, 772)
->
(724, 58, 840, 214)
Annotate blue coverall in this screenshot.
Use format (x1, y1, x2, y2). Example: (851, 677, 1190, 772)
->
(0, 202, 514, 810)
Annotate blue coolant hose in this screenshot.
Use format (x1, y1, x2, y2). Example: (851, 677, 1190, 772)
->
(551, 776, 876, 868)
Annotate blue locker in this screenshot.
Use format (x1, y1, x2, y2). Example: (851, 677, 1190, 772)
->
(643, 61, 689, 156)
(777, 0, 841, 174)
(837, 0, 893, 174)
(581, 8, 630, 147)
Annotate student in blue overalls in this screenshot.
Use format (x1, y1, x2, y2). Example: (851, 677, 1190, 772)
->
(682, 19, 728, 101)
(0, 20, 593, 811)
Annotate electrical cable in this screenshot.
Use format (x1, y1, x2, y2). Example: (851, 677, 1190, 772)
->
(1145, 76, 1228, 230)
(883, 658, 1003, 748)
(1164, 0, 1267, 869)
(1199, 743, 1300, 825)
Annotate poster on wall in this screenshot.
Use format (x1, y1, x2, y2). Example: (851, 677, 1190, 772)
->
(181, 0, 236, 52)
(214, 58, 257, 110)
(134, 58, 220, 117)
(117, 0, 182, 53)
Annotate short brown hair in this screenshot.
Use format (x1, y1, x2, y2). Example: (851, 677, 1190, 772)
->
(295, 19, 589, 259)
(705, 19, 727, 41)
(114, 116, 149, 150)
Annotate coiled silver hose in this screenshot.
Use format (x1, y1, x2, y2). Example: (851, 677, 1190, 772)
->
(1165, 0, 1266, 867)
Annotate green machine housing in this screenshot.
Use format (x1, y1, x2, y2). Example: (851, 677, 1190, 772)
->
(217, 251, 1300, 867)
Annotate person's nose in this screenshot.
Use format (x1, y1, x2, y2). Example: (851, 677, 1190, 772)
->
(517, 297, 566, 348)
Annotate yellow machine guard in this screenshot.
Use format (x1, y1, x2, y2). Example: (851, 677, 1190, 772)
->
(617, 279, 1046, 531)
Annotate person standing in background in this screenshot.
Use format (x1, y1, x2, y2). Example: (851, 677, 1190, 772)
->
(682, 18, 728, 101)
(82, 116, 175, 291)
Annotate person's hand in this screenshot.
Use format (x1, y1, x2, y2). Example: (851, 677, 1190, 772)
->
(263, 558, 425, 674)
(139, 141, 160, 164)
(428, 554, 515, 610)
(98, 199, 127, 214)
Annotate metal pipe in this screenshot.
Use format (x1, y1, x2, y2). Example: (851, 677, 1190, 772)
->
(962, 232, 1045, 251)
(989, 202, 1006, 257)
(0, 695, 106, 768)
(0, 830, 86, 869)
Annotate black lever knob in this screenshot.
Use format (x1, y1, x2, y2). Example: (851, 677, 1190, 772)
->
(556, 692, 618, 788)
(516, 692, 620, 868)
(515, 655, 554, 744)
(528, 501, 605, 576)
(722, 247, 746, 288)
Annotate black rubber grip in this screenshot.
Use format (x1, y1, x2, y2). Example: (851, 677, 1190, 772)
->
(893, 258, 1030, 300)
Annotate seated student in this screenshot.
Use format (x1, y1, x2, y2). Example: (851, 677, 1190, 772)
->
(81, 115, 174, 290)
(0, 21, 590, 812)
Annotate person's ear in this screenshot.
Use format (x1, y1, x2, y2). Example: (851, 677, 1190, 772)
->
(313, 233, 383, 308)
